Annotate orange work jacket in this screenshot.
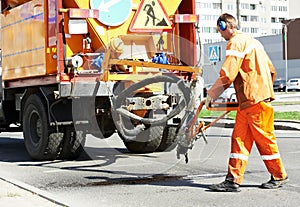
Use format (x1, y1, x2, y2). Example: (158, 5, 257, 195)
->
(208, 31, 276, 110)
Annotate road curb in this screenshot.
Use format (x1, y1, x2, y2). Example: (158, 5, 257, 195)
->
(0, 176, 69, 207)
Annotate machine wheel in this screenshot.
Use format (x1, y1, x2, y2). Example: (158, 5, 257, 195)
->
(121, 125, 163, 153)
(23, 94, 62, 160)
(96, 114, 116, 138)
(156, 126, 178, 152)
(117, 110, 164, 153)
(112, 75, 190, 154)
(59, 126, 86, 160)
(72, 97, 115, 139)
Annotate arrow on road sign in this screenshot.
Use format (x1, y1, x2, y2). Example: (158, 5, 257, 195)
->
(99, 0, 121, 12)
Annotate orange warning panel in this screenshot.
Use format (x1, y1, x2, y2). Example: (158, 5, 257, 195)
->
(1, 0, 54, 81)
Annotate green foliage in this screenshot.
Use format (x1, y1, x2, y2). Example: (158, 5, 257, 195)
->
(199, 110, 236, 119)
(274, 111, 300, 120)
(199, 110, 300, 121)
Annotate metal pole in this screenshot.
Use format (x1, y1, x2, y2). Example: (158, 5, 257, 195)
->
(284, 24, 288, 93)
(236, 0, 240, 29)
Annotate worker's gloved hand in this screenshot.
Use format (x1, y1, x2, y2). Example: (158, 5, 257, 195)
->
(205, 95, 212, 108)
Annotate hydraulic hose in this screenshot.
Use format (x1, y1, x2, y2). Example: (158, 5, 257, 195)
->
(112, 75, 192, 140)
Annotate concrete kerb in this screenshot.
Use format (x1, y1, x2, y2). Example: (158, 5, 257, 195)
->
(0, 176, 69, 207)
(274, 93, 300, 102)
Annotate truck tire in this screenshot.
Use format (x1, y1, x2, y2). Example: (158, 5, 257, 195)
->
(59, 126, 86, 160)
(94, 114, 115, 138)
(121, 125, 163, 153)
(156, 126, 178, 152)
(23, 94, 62, 160)
(72, 97, 115, 139)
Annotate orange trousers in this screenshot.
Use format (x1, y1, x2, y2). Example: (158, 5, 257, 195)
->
(226, 101, 287, 184)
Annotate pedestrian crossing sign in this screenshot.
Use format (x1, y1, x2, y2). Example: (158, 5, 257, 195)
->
(129, 0, 172, 32)
(208, 45, 220, 62)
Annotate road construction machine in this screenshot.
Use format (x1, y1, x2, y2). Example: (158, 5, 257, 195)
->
(0, 0, 204, 160)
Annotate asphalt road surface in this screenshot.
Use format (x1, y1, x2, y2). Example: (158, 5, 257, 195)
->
(0, 126, 299, 207)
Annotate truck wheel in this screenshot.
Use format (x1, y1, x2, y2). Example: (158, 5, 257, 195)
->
(156, 126, 178, 152)
(121, 125, 163, 153)
(23, 94, 62, 160)
(99, 115, 116, 138)
(59, 126, 86, 160)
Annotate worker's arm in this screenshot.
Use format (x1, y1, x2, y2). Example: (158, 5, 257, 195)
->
(266, 55, 277, 83)
(208, 42, 243, 100)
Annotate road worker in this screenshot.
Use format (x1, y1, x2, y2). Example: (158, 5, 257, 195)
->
(207, 13, 288, 192)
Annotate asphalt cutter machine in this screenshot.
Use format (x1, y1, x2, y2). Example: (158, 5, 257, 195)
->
(176, 97, 239, 163)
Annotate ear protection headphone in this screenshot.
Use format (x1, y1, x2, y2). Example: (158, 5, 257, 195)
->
(218, 17, 227, 31)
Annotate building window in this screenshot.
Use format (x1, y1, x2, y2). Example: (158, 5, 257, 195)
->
(272, 29, 282, 35)
(250, 16, 258, 22)
(271, 6, 277, 11)
(200, 3, 211, 9)
(271, 17, 276, 23)
(204, 39, 213, 44)
(200, 27, 219, 33)
(200, 15, 214, 21)
(213, 15, 219, 21)
(260, 18, 267, 24)
(241, 15, 248, 22)
(202, 27, 213, 33)
(279, 17, 285, 23)
(227, 4, 234, 10)
(213, 3, 221, 9)
(242, 27, 250, 33)
(250, 4, 256, 10)
(251, 28, 258, 33)
(279, 6, 287, 12)
(240, 3, 249, 10)
(196, 2, 201, 9)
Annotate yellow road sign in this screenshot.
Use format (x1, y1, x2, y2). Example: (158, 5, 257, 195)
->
(129, 0, 172, 32)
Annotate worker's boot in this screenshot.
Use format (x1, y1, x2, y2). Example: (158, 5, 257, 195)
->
(260, 176, 289, 189)
(208, 180, 240, 192)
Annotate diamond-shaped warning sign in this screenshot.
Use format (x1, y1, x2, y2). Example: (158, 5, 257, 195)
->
(129, 0, 172, 32)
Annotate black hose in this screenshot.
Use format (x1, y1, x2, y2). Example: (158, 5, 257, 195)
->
(112, 75, 192, 139)
(113, 75, 190, 109)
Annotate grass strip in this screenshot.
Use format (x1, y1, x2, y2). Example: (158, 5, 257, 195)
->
(199, 110, 300, 121)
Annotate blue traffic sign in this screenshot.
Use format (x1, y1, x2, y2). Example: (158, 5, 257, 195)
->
(90, 0, 132, 26)
(208, 45, 220, 62)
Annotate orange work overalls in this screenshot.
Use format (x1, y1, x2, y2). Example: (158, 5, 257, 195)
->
(208, 31, 287, 184)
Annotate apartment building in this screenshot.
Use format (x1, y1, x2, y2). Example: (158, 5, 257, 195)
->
(289, 0, 300, 18)
(196, 0, 290, 44)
